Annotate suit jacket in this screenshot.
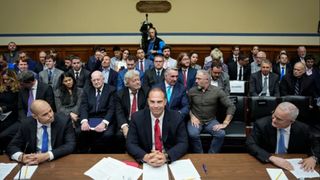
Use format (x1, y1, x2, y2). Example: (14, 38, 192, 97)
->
(34, 62, 45, 74)
(249, 71, 280, 97)
(126, 108, 188, 162)
(116, 86, 149, 129)
(246, 116, 320, 163)
(79, 83, 116, 123)
(86, 55, 98, 72)
(143, 68, 165, 89)
(6, 113, 76, 160)
(18, 82, 55, 121)
(227, 61, 251, 81)
(97, 67, 118, 87)
(272, 63, 292, 80)
(178, 67, 197, 90)
(136, 59, 154, 73)
(154, 82, 189, 119)
(68, 68, 91, 89)
(117, 69, 144, 91)
(280, 73, 315, 97)
(39, 68, 64, 90)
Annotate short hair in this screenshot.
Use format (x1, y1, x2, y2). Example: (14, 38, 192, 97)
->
(162, 45, 171, 52)
(124, 70, 140, 87)
(305, 54, 315, 61)
(154, 54, 164, 61)
(71, 56, 81, 61)
(148, 87, 166, 99)
(127, 55, 137, 62)
(238, 54, 248, 61)
(294, 62, 306, 72)
(276, 102, 299, 121)
(45, 54, 56, 61)
(197, 69, 211, 82)
(112, 46, 121, 52)
(210, 48, 223, 60)
(18, 70, 35, 83)
(164, 67, 178, 77)
(260, 59, 272, 66)
(211, 60, 222, 69)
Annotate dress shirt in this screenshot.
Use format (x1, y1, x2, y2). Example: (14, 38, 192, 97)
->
(150, 111, 164, 150)
(261, 74, 270, 96)
(306, 68, 313, 76)
(237, 62, 243, 80)
(102, 67, 110, 84)
(210, 80, 218, 87)
(30, 80, 38, 99)
(275, 126, 291, 153)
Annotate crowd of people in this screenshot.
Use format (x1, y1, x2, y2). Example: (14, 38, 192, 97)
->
(0, 29, 320, 170)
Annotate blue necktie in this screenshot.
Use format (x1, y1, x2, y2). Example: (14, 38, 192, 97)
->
(280, 67, 285, 81)
(41, 126, 49, 153)
(166, 86, 172, 103)
(277, 128, 286, 154)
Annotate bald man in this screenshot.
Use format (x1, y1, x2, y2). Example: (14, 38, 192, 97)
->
(7, 100, 76, 164)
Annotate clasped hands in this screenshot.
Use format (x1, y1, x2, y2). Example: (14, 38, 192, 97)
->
(269, 155, 316, 172)
(190, 116, 227, 131)
(143, 150, 167, 167)
(19, 153, 50, 165)
(81, 121, 107, 132)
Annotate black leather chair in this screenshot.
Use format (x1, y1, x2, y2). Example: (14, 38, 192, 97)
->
(248, 96, 279, 126)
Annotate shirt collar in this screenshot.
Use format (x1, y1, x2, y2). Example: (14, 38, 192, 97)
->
(37, 120, 51, 129)
(150, 110, 165, 123)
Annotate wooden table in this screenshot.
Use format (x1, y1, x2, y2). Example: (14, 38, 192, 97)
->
(1, 154, 319, 179)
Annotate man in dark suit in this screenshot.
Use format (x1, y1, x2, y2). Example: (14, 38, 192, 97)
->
(290, 46, 307, 67)
(94, 55, 118, 87)
(154, 68, 189, 120)
(228, 54, 251, 81)
(126, 88, 188, 166)
(143, 55, 165, 89)
(249, 60, 280, 97)
(116, 70, 149, 138)
(69, 56, 90, 89)
(136, 48, 154, 73)
(18, 71, 55, 121)
(226, 45, 240, 64)
(86, 48, 103, 72)
(34, 51, 47, 74)
(246, 102, 320, 171)
(79, 71, 116, 153)
(272, 53, 292, 82)
(177, 52, 197, 91)
(7, 100, 76, 164)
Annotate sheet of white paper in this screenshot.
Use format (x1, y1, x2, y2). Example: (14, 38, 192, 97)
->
(287, 158, 320, 179)
(0, 163, 17, 180)
(143, 163, 168, 180)
(230, 80, 245, 93)
(84, 157, 142, 180)
(14, 165, 38, 180)
(266, 168, 288, 180)
(169, 159, 201, 180)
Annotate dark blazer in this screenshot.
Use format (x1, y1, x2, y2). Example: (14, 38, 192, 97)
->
(34, 62, 45, 74)
(86, 55, 98, 72)
(249, 71, 280, 97)
(272, 63, 292, 80)
(92, 60, 118, 87)
(227, 61, 251, 81)
(280, 73, 315, 97)
(246, 116, 320, 163)
(178, 67, 197, 90)
(126, 108, 188, 162)
(18, 82, 55, 121)
(79, 84, 116, 123)
(68, 68, 91, 89)
(116, 86, 149, 129)
(6, 113, 76, 160)
(143, 68, 165, 89)
(154, 82, 189, 119)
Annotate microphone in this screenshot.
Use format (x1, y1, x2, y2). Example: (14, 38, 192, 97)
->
(18, 142, 29, 180)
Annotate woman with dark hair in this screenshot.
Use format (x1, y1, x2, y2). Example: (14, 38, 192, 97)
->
(0, 70, 20, 152)
(55, 72, 82, 127)
(190, 52, 202, 70)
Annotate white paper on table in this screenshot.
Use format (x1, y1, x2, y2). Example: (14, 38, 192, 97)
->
(230, 80, 245, 93)
(266, 168, 288, 180)
(13, 165, 38, 180)
(84, 157, 142, 180)
(169, 159, 201, 180)
(0, 163, 17, 180)
(286, 158, 320, 179)
(143, 163, 168, 180)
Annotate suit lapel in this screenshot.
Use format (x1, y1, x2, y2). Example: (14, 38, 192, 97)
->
(51, 117, 58, 147)
(161, 110, 169, 143)
(137, 89, 145, 110)
(269, 123, 277, 152)
(257, 73, 263, 91)
(30, 119, 38, 152)
(124, 88, 130, 114)
(145, 109, 152, 150)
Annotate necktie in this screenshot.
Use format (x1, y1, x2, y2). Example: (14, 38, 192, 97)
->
(238, 66, 243, 80)
(277, 128, 286, 154)
(182, 70, 187, 88)
(166, 86, 172, 103)
(154, 119, 162, 152)
(280, 67, 285, 81)
(27, 89, 34, 117)
(261, 76, 268, 96)
(157, 70, 160, 77)
(41, 126, 49, 153)
(131, 92, 137, 116)
(294, 79, 300, 95)
(235, 56, 238, 62)
(75, 71, 79, 80)
(96, 89, 101, 112)
(140, 61, 144, 72)
(48, 70, 52, 84)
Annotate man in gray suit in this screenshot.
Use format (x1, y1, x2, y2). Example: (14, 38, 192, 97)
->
(209, 61, 230, 95)
(39, 55, 64, 90)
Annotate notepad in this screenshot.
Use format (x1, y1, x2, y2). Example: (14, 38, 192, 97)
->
(266, 168, 288, 180)
(14, 165, 38, 180)
(169, 159, 201, 180)
(0, 163, 17, 180)
(286, 158, 320, 179)
(143, 163, 169, 180)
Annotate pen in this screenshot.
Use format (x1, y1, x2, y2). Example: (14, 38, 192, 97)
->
(202, 163, 207, 175)
(275, 171, 283, 180)
(24, 165, 29, 179)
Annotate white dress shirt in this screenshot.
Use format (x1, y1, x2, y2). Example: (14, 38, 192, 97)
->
(275, 126, 291, 153)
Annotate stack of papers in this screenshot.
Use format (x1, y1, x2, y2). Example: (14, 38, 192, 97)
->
(14, 165, 38, 180)
(287, 158, 320, 179)
(143, 163, 169, 180)
(266, 168, 288, 180)
(0, 163, 17, 179)
(169, 159, 201, 180)
(84, 157, 142, 180)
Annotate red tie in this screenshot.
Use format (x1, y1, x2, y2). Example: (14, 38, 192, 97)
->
(140, 61, 144, 72)
(154, 119, 162, 152)
(131, 92, 137, 116)
(183, 70, 187, 88)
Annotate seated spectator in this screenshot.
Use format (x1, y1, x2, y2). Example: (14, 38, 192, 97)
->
(228, 54, 251, 81)
(136, 48, 154, 73)
(209, 60, 230, 95)
(226, 46, 240, 64)
(203, 48, 228, 73)
(95, 55, 118, 87)
(177, 52, 197, 91)
(143, 55, 166, 89)
(162, 45, 177, 69)
(0, 54, 8, 73)
(49, 48, 65, 71)
(113, 49, 129, 72)
(249, 60, 280, 97)
(251, 51, 266, 74)
(249, 45, 259, 64)
(305, 55, 319, 77)
(190, 52, 202, 70)
(34, 51, 47, 74)
(60, 55, 73, 72)
(6, 100, 76, 164)
(86, 46, 103, 72)
(15, 59, 38, 79)
(0, 70, 20, 153)
(69, 56, 90, 89)
(39, 55, 64, 90)
(17, 51, 37, 72)
(3, 42, 19, 65)
(246, 102, 320, 171)
(272, 53, 292, 82)
(110, 46, 122, 71)
(126, 88, 188, 166)
(54, 72, 82, 128)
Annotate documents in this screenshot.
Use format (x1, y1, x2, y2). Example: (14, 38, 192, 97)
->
(287, 158, 320, 179)
(0, 163, 17, 180)
(230, 80, 245, 93)
(0, 111, 12, 121)
(14, 165, 38, 180)
(84, 157, 142, 180)
(169, 159, 201, 180)
(143, 163, 168, 180)
(266, 168, 288, 180)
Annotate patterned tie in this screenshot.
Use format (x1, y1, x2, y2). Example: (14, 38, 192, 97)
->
(48, 70, 52, 84)
(261, 76, 268, 96)
(140, 61, 144, 72)
(154, 119, 162, 152)
(166, 86, 172, 103)
(75, 71, 79, 80)
(182, 70, 187, 88)
(238, 66, 243, 80)
(294, 79, 300, 95)
(280, 67, 285, 81)
(131, 92, 137, 117)
(96, 89, 101, 112)
(27, 89, 34, 117)
(277, 128, 286, 154)
(41, 126, 49, 153)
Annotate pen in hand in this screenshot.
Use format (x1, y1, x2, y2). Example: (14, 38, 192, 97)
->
(202, 163, 207, 175)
